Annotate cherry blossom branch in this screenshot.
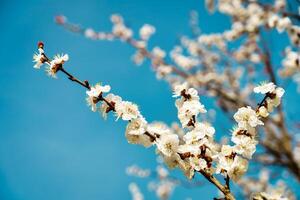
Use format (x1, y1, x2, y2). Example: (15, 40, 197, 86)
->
(33, 40, 288, 199)
(36, 42, 116, 111)
(34, 42, 238, 199)
(256, 31, 300, 180)
(33, 0, 300, 198)
(53, 10, 300, 184)
(130, 126, 235, 199)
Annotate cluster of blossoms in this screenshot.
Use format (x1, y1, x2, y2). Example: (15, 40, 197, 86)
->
(238, 169, 295, 200)
(216, 82, 284, 181)
(202, 0, 300, 86)
(210, 0, 293, 37)
(33, 43, 69, 78)
(125, 80, 284, 184)
(33, 43, 287, 199)
(111, 14, 133, 41)
(127, 162, 196, 200)
(253, 82, 285, 117)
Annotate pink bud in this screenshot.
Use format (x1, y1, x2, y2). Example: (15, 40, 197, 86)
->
(38, 41, 44, 49)
(55, 15, 66, 24)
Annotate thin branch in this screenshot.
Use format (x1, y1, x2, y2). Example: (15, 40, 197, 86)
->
(41, 43, 116, 112)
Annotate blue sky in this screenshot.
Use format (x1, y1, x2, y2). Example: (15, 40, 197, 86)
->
(0, 0, 299, 199)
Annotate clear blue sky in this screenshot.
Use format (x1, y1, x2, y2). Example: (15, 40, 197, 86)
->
(0, 0, 299, 199)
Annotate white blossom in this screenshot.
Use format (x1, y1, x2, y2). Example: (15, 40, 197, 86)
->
(234, 106, 263, 129)
(152, 47, 166, 58)
(84, 28, 97, 39)
(254, 82, 276, 94)
(173, 83, 199, 99)
(125, 118, 152, 148)
(100, 93, 122, 118)
(33, 48, 45, 69)
(232, 135, 258, 159)
(46, 54, 69, 78)
(112, 23, 133, 40)
(139, 24, 155, 41)
(147, 122, 171, 136)
(126, 117, 147, 135)
(156, 134, 179, 157)
(183, 122, 215, 144)
(115, 101, 140, 121)
(86, 84, 111, 98)
(257, 106, 269, 118)
(86, 83, 111, 112)
(190, 157, 207, 171)
(51, 54, 69, 65)
(177, 100, 207, 127)
(277, 17, 291, 33)
(177, 144, 201, 155)
(265, 87, 285, 112)
(227, 156, 248, 181)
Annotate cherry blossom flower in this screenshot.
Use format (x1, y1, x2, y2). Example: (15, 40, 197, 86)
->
(234, 106, 264, 129)
(226, 156, 249, 182)
(100, 93, 122, 118)
(156, 134, 179, 157)
(46, 54, 69, 78)
(115, 101, 140, 121)
(125, 118, 152, 148)
(86, 83, 111, 112)
(253, 82, 276, 94)
(190, 157, 207, 171)
(232, 135, 258, 159)
(183, 122, 215, 144)
(177, 100, 207, 127)
(152, 47, 166, 59)
(139, 24, 155, 41)
(126, 117, 147, 136)
(33, 48, 45, 69)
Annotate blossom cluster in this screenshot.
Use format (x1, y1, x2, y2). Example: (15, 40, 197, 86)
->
(238, 169, 295, 200)
(126, 163, 177, 200)
(214, 82, 284, 181)
(33, 43, 69, 78)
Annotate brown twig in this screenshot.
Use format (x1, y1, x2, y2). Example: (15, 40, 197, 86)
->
(40, 43, 115, 112)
